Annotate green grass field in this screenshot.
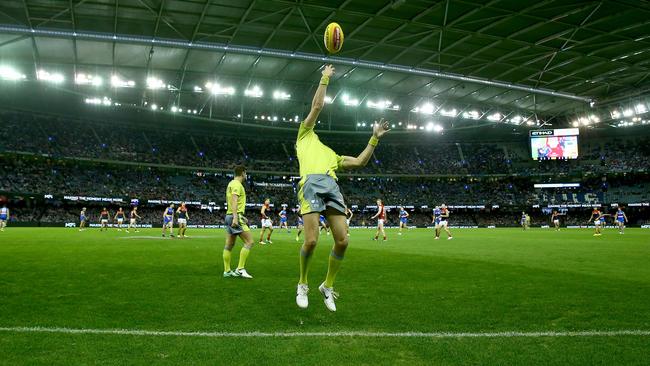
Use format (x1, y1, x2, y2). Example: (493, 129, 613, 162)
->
(0, 227, 649, 365)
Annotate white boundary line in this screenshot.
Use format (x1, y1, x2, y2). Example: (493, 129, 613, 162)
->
(1, 326, 649, 338)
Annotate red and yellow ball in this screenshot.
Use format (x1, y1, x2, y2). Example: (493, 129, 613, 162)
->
(324, 22, 344, 54)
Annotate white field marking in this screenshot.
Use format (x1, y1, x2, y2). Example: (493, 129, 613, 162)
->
(0, 326, 649, 338)
(118, 235, 218, 240)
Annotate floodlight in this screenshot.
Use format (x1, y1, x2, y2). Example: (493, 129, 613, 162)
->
(244, 85, 263, 98)
(273, 90, 291, 100)
(341, 93, 359, 106)
(462, 110, 480, 120)
(487, 113, 502, 122)
(440, 108, 458, 117)
(75, 73, 102, 86)
(206, 82, 235, 95)
(111, 75, 135, 88)
(0, 66, 26, 80)
(37, 70, 64, 83)
(635, 103, 648, 114)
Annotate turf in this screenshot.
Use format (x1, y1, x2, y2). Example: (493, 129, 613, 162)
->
(0, 227, 649, 365)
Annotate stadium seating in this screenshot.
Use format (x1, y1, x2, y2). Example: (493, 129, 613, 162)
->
(2, 109, 650, 227)
(4, 109, 649, 176)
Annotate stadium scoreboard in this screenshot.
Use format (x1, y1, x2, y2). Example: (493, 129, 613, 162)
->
(530, 128, 579, 160)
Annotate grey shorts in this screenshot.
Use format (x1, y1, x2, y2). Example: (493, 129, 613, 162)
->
(298, 174, 346, 215)
(225, 214, 250, 235)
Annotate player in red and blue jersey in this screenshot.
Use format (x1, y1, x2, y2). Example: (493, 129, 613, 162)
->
(99, 208, 110, 231)
(372, 199, 387, 242)
(176, 203, 189, 238)
(259, 199, 274, 244)
(398, 206, 409, 236)
(615, 207, 628, 234)
(126, 207, 141, 233)
(114, 207, 125, 232)
(550, 210, 564, 231)
(588, 208, 608, 236)
(438, 204, 453, 240)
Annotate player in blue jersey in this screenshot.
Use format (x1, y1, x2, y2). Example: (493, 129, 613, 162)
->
(520, 211, 529, 230)
(295, 215, 304, 242)
(615, 207, 628, 234)
(78, 207, 87, 231)
(279, 207, 290, 233)
(432, 206, 442, 239)
(319, 214, 330, 235)
(162, 204, 175, 237)
(398, 206, 409, 236)
(0, 205, 9, 232)
(126, 207, 141, 233)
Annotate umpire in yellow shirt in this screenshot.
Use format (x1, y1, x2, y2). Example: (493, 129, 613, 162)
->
(295, 64, 390, 312)
(223, 165, 254, 279)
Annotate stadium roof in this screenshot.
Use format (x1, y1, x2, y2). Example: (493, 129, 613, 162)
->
(1, 0, 650, 128)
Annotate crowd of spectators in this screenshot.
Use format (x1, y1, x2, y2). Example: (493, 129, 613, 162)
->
(6, 155, 644, 209)
(2, 109, 650, 227)
(4, 109, 649, 176)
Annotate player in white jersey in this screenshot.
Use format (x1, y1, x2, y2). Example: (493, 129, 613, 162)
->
(398, 206, 409, 235)
(345, 207, 353, 237)
(79, 207, 87, 231)
(126, 207, 141, 233)
(0, 205, 9, 232)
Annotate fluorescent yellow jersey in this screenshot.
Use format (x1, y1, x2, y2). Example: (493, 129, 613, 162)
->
(226, 179, 246, 214)
(296, 122, 344, 179)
